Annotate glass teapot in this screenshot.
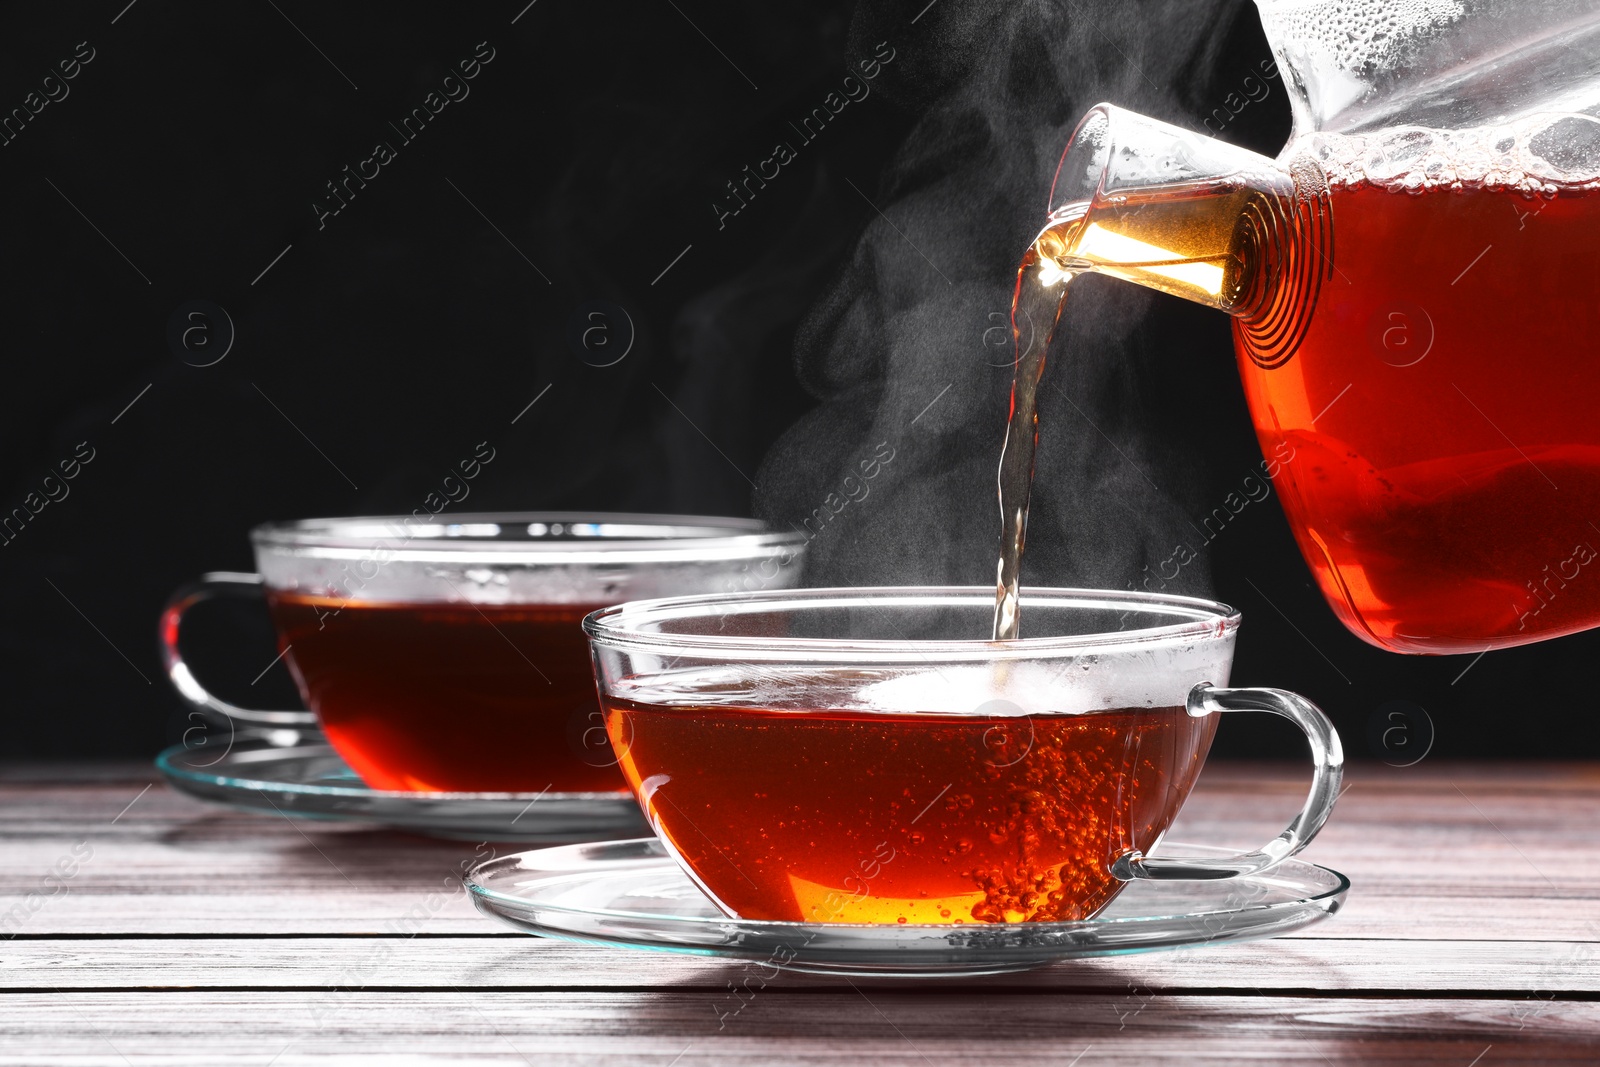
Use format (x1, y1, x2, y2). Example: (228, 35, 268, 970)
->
(1036, 0, 1600, 654)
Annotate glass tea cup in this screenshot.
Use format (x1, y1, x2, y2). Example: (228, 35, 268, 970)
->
(161, 513, 806, 793)
(585, 586, 1343, 924)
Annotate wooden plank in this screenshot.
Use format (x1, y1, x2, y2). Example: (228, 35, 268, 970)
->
(0, 991, 1594, 1064)
(2, 936, 1597, 995)
(1, 765, 1596, 1063)
(0, 762, 157, 785)
(5, 766, 1600, 939)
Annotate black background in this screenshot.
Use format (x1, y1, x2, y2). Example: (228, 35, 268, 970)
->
(1, 0, 1591, 763)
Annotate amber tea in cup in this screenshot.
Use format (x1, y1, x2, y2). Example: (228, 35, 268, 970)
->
(162, 514, 805, 793)
(586, 587, 1342, 924)
(262, 596, 611, 792)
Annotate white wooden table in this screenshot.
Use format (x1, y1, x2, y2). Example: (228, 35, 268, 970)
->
(3, 761, 1597, 1064)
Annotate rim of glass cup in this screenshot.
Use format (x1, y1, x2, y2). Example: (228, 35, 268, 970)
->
(248, 512, 806, 566)
(583, 586, 1242, 662)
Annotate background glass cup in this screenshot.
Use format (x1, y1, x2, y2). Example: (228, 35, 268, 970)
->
(162, 513, 806, 793)
(585, 586, 1343, 924)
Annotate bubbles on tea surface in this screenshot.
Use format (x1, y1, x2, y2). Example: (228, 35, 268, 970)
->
(615, 640, 1234, 721)
(1306, 117, 1600, 195)
(1362, 129, 1435, 184)
(854, 654, 1223, 717)
(1530, 117, 1600, 181)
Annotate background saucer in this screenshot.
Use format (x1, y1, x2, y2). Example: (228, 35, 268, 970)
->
(156, 733, 648, 842)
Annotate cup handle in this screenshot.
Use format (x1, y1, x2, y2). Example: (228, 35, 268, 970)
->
(159, 572, 317, 728)
(1111, 682, 1344, 881)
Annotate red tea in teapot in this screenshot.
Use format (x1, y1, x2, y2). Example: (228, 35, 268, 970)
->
(1020, 119, 1600, 653)
(1241, 170, 1600, 653)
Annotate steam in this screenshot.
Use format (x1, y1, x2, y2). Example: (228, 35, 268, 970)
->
(755, 0, 1263, 611)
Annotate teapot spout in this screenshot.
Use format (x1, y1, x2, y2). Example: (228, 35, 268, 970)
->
(1038, 104, 1333, 366)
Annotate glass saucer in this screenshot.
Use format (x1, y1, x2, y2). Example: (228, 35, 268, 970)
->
(155, 732, 648, 842)
(466, 838, 1350, 977)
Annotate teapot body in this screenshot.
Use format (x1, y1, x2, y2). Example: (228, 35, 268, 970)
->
(1234, 0, 1600, 652)
(1233, 158, 1600, 652)
(1043, 2, 1600, 652)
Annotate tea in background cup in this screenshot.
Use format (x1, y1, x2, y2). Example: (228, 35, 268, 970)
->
(585, 587, 1342, 924)
(162, 514, 805, 793)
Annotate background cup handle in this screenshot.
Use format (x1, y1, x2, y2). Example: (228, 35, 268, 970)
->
(159, 572, 317, 728)
(1111, 682, 1344, 881)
